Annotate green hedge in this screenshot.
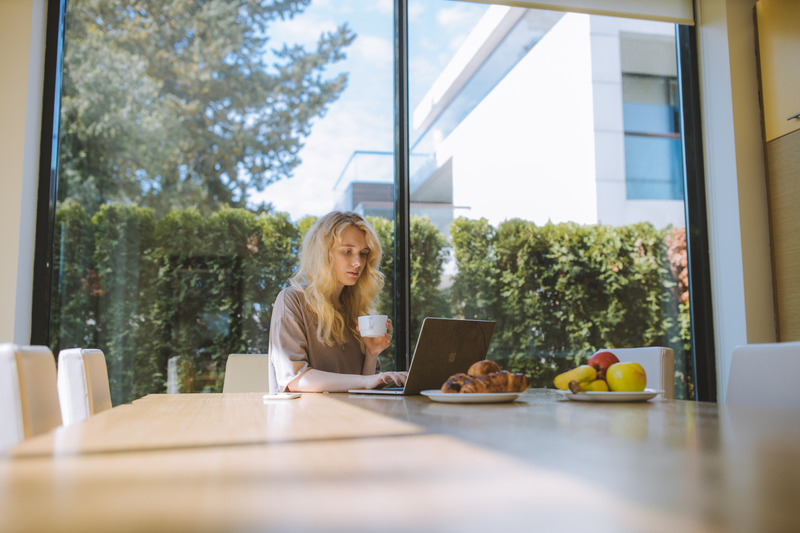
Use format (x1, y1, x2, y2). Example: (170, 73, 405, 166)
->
(451, 217, 689, 395)
(49, 204, 690, 403)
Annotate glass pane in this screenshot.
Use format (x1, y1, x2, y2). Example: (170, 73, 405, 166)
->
(407, 2, 693, 399)
(622, 72, 683, 200)
(51, 1, 394, 402)
(624, 136, 684, 200)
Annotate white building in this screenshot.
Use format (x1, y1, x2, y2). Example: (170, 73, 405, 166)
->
(339, 6, 686, 233)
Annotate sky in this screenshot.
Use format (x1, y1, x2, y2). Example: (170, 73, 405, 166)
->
(249, 0, 488, 221)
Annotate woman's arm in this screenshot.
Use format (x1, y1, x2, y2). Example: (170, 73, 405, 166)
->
(287, 368, 407, 393)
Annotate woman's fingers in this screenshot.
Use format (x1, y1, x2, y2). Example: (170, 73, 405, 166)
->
(364, 335, 391, 356)
(383, 371, 408, 385)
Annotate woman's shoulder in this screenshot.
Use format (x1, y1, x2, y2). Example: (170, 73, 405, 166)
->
(276, 284, 307, 309)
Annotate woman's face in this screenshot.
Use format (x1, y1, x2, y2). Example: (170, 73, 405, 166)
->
(332, 225, 369, 290)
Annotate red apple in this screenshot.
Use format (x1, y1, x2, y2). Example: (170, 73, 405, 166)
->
(587, 350, 619, 380)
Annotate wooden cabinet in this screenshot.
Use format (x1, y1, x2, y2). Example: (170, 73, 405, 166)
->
(764, 131, 800, 341)
(756, 0, 800, 142)
(756, 0, 800, 341)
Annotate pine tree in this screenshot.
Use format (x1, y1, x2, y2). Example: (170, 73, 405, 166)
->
(59, 0, 355, 217)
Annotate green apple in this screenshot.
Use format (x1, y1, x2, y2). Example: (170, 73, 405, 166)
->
(606, 362, 647, 392)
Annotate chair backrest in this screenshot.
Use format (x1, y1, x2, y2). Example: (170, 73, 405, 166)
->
(602, 347, 675, 399)
(57, 348, 113, 425)
(222, 354, 270, 393)
(0, 344, 25, 452)
(726, 341, 800, 409)
(0, 343, 61, 452)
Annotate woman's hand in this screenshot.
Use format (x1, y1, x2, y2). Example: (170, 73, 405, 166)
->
(362, 318, 393, 358)
(366, 370, 408, 389)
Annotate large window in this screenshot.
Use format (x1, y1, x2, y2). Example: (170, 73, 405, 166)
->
(48, 1, 395, 402)
(405, 4, 693, 397)
(39, 0, 704, 403)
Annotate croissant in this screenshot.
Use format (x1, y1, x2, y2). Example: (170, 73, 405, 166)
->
(441, 373, 470, 393)
(459, 370, 528, 394)
(467, 359, 502, 377)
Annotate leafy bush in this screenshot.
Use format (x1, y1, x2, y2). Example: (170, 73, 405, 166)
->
(49, 202, 96, 352)
(450, 217, 687, 396)
(92, 203, 156, 404)
(49, 204, 690, 402)
(145, 208, 300, 394)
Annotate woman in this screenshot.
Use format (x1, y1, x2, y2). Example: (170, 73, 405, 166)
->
(268, 211, 407, 393)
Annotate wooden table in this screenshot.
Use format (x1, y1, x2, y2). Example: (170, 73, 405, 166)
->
(1, 390, 799, 533)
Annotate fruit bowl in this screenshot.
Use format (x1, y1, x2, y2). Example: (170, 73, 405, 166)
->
(556, 388, 663, 402)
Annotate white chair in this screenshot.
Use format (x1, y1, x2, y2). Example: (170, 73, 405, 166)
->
(57, 348, 113, 425)
(222, 354, 270, 393)
(601, 347, 675, 399)
(1, 343, 62, 453)
(726, 341, 800, 409)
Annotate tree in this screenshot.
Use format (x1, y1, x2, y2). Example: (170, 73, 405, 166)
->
(59, 0, 355, 216)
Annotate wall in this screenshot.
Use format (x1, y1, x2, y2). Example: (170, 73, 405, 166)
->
(695, 0, 775, 400)
(725, 0, 775, 346)
(441, 13, 599, 227)
(0, 0, 45, 343)
(590, 16, 686, 228)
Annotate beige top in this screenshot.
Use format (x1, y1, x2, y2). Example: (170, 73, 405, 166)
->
(268, 285, 374, 392)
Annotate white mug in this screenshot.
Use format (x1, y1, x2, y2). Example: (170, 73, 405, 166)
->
(358, 314, 388, 337)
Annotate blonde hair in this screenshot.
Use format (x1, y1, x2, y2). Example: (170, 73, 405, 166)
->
(290, 211, 384, 349)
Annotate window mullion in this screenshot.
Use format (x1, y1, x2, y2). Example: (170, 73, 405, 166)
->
(677, 25, 717, 402)
(393, 0, 411, 370)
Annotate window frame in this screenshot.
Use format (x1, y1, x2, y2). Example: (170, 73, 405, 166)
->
(676, 24, 717, 402)
(31, 0, 66, 350)
(31, 0, 717, 401)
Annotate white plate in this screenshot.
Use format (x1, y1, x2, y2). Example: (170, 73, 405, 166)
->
(556, 388, 662, 402)
(420, 390, 522, 404)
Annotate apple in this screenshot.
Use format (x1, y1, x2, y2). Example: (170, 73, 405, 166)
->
(587, 350, 619, 380)
(606, 362, 647, 392)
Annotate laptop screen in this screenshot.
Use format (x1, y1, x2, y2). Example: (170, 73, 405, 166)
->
(349, 317, 495, 395)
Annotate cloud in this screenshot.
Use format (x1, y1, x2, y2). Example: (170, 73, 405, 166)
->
(251, 72, 393, 220)
(436, 3, 482, 27)
(408, 2, 427, 21)
(353, 34, 392, 65)
(373, 0, 392, 16)
(265, 5, 338, 50)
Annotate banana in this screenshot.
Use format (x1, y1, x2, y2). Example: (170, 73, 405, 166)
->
(580, 379, 609, 392)
(553, 365, 597, 390)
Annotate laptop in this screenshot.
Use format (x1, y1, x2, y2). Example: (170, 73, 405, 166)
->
(348, 317, 495, 395)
